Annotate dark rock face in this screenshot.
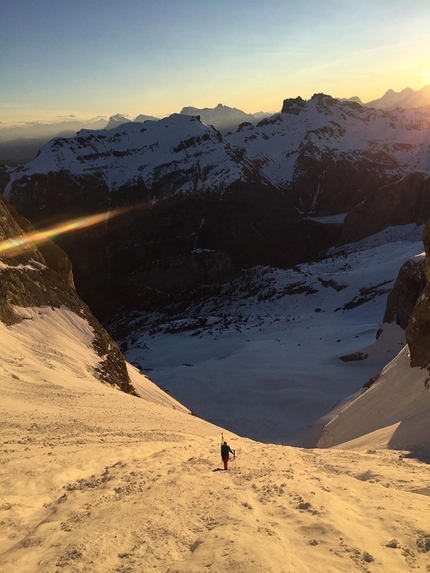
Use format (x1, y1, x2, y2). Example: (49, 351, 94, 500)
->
(7, 203, 75, 289)
(383, 256, 426, 330)
(0, 195, 137, 395)
(125, 250, 238, 294)
(0, 165, 11, 189)
(406, 219, 430, 367)
(6, 164, 339, 318)
(343, 173, 430, 243)
(281, 96, 306, 114)
(291, 144, 397, 215)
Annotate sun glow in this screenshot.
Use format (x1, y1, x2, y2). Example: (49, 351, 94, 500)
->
(0, 206, 132, 259)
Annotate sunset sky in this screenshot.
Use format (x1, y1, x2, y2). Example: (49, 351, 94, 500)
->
(1, 0, 430, 124)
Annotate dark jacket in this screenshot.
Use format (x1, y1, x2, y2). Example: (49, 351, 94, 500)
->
(221, 444, 234, 458)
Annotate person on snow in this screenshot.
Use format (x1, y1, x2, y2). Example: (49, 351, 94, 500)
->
(221, 440, 235, 470)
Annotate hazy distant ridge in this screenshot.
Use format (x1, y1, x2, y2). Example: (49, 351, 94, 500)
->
(365, 84, 430, 109)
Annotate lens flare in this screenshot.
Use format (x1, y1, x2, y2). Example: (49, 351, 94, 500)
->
(0, 206, 131, 260)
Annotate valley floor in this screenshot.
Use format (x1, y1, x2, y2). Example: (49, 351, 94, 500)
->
(1, 368, 430, 573)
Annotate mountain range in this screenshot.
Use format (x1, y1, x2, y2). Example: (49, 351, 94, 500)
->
(2, 84, 430, 166)
(3, 93, 430, 318)
(1, 86, 430, 570)
(365, 84, 430, 110)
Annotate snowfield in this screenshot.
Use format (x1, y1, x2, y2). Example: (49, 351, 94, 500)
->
(1, 301, 430, 571)
(119, 223, 425, 444)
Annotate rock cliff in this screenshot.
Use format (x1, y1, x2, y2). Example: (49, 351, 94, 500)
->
(406, 219, 430, 367)
(383, 254, 426, 330)
(0, 195, 137, 395)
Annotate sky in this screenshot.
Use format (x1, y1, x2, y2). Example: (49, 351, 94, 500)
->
(1, 0, 430, 124)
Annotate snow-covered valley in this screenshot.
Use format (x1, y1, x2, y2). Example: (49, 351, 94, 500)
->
(115, 224, 424, 444)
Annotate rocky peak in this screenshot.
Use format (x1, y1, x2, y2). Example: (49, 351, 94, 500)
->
(281, 96, 306, 114)
(105, 114, 131, 129)
(310, 93, 338, 107)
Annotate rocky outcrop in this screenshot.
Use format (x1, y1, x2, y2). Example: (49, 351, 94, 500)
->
(6, 202, 75, 289)
(0, 195, 137, 395)
(383, 255, 426, 330)
(406, 219, 430, 367)
(342, 173, 430, 243)
(281, 96, 307, 114)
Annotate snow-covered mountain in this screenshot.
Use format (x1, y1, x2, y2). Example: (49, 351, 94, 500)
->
(7, 94, 430, 218)
(4, 93, 430, 321)
(8, 94, 430, 206)
(7, 114, 247, 195)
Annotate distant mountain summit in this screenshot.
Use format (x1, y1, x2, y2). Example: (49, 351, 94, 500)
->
(180, 103, 271, 134)
(134, 113, 160, 123)
(105, 113, 132, 129)
(105, 113, 159, 129)
(339, 96, 364, 105)
(365, 84, 430, 109)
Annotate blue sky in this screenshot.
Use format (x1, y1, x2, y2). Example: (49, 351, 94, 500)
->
(1, 0, 430, 123)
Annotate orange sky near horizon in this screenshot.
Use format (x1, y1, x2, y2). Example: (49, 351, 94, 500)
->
(1, 1, 430, 125)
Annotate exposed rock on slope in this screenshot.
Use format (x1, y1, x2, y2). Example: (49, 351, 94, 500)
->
(343, 172, 430, 243)
(382, 254, 426, 330)
(0, 195, 137, 395)
(406, 218, 430, 367)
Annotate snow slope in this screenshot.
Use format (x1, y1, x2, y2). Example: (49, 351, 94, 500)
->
(318, 345, 430, 451)
(0, 304, 188, 414)
(4, 115, 247, 196)
(2, 297, 430, 572)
